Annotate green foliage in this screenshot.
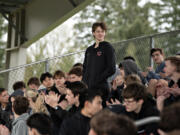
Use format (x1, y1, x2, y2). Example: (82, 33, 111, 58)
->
(152, 0, 180, 31)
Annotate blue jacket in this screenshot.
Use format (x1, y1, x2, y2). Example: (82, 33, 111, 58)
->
(147, 61, 165, 81)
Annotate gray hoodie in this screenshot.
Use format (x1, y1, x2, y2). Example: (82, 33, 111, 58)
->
(11, 113, 29, 135)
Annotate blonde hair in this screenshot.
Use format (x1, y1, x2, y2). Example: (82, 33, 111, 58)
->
(25, 90, 49, 115)
(125, 74, 142, 86)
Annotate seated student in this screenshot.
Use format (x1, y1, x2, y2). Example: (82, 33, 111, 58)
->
(120, 59, 147, 85)
(159, 103, 180, 135)
(89, 109, 137, 135)
(27, 77, 40, 91)
(0, 88, 12, 130)
(11, 96, 29, 135)
(39, 72, 54, 94)
(12, 81, 26, 92)
(11, 81, 26, 98)
(59, 89, 103, 135)
(26, 113, 53, 135)
(0, 96, 30, 135)
(51, 70, 66, 97)
(45, 81, 87, 135)
(109, 83, 159, 135)
(156, 56, 180, 111)
(25, 90, 49, 115)
(142, 48, 166, 81)
(122, 83, 159, 135)
(68, 66, 83, 82)
(108, 72, 125, 103)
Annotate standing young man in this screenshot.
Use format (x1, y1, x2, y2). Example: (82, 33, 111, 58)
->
(83, 22, 116, 106)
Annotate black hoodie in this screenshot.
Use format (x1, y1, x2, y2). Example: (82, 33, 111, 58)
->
(83, 41, 116, 89)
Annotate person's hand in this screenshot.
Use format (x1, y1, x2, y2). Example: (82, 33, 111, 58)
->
(159, 72, 166, 78)
(156, 87, 170, 98)
(56, 85, 67, 94)
(0, 125, 10, 135)
(58, 100, 68, 110)
(147, 67, 153, 72)
(156, 95, 167, 111)
(106, 99, 121, 106)
(45, 93, 60, 108)
(158, 129, 167, 135)
(167, 87, 180, 97)
(112, 80, 117, 90)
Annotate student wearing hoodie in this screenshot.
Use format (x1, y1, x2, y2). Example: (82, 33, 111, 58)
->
(83, 22, 116, 107)
(0, 96, 29, 135)
(109, 83, 159, 135)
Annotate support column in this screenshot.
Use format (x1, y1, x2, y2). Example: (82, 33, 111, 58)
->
(5, 9, 27, 93)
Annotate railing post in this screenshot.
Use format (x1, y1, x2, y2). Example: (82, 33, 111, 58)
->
(150, 36, 154, 68)
(45, 58, 49, 72)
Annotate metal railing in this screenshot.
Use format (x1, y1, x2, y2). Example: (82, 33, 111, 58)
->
(0, 30, 180, 92)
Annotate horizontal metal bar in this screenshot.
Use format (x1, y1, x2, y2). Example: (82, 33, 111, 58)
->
(114, 30, 180, 45)
(135, 116, 160, 127)
(0, 50, 85, 74)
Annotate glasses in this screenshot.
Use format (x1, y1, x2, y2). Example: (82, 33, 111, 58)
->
(123, 99, 136, 104)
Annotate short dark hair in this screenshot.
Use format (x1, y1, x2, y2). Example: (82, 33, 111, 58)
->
(13, 96, 29, 115)
(79, 89, 102, 108)
(66, 81, 87, 97)
(69, 67, 83, 77)
(123, 56, 136, 62)
(90, 109, 137, 135)
(122, 83, 147, 101)
(27, 113, 53, 135)
(27, 77, 40, 86)
(40, 72, 53, 83)
(92, 22, 107, 32)
(73, 63, 83, 68)
(13, 81, 26, 91)
(0, 88, 7, 95)
(53, 70, 65, 79)
(159, 103, 180, 132)
(150, 48, 163, 56)
(165, 56, 180, 73)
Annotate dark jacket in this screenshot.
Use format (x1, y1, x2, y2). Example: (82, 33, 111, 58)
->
(0, 103, 13, 130)
(109, 97, 159, 135)
(47, 104, 80, 135)
(164, 78, 180, 107)
(147, 61, 165, 81)
(83, 41, 116, 89)
(59, 111, 90, 135)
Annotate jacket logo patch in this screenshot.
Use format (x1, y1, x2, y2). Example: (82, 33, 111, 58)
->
(97, 51, 102, 56)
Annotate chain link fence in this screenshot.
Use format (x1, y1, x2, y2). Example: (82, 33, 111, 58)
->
(0, 30, 180, 92)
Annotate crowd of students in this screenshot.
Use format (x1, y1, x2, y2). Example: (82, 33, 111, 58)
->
(0, 22, 180, 135)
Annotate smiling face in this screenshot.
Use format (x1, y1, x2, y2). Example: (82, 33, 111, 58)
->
(152, 51, 164, 64)
(93, 26, 106, 42)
